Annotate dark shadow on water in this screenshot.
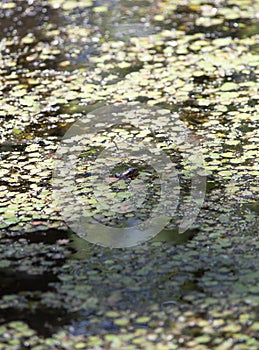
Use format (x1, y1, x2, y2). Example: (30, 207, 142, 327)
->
(0, 267, 73, 336)
(24, 228, 72, 245)
(0, 270, 57, 296)
(2, 228, 72, 245)
(0, 229, 76, 336)
(152, 227, 198, 244)
(0, 308, 73, 337)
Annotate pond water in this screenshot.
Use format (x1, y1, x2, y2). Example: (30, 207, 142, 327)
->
(0, 0, 258, 348)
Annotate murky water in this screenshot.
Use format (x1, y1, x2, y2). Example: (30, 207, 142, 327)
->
(0, 0, 258, 347)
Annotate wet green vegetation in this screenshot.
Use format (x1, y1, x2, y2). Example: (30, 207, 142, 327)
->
(0, 0, 258, 348)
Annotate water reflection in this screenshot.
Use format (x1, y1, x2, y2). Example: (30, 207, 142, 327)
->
(94, 0, 159, 40)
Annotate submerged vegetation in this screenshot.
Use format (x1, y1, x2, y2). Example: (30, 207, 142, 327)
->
(0, 0, 258, 348)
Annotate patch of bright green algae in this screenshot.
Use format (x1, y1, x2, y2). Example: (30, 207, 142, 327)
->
(0, 0, 258, 349)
